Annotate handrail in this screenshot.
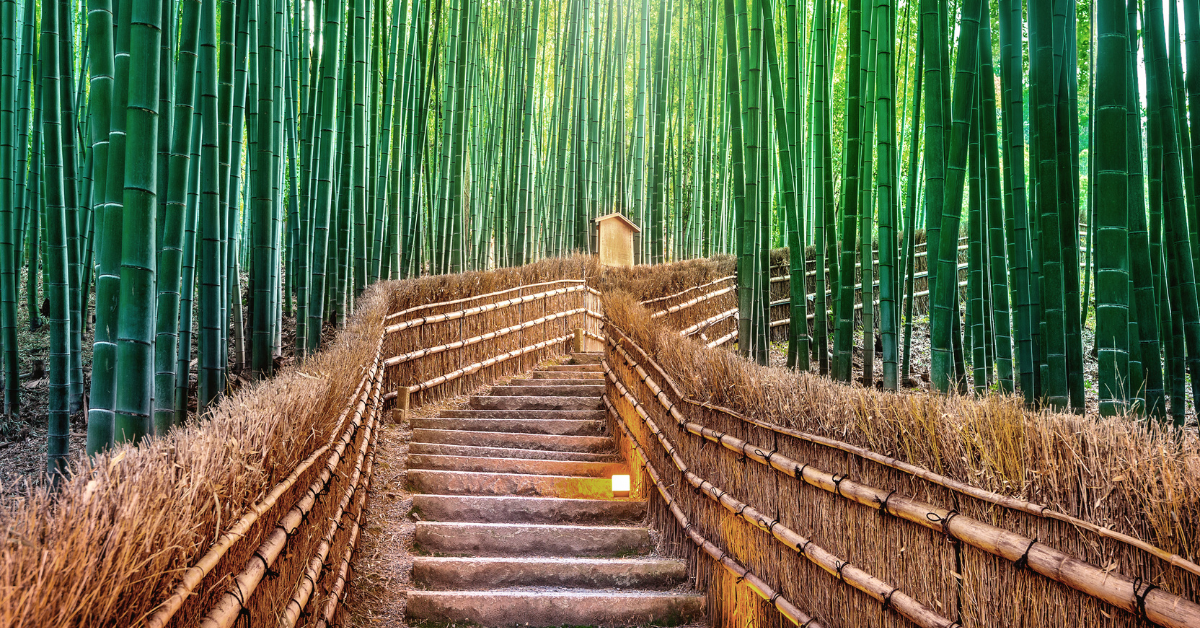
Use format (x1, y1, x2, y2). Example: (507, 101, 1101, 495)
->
(680, 307, 737, 337)
(639, 275, 736, 306)
(385, 308, 586, 367)
(383, 279, 585, 321)
(389, 333, 573, 397)
(199, 360, 382, 628)
(650, 285, 735, 319)
(384, 285, 586, 335)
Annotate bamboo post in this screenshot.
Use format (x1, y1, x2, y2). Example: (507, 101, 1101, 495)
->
(574, 327, 584, 352)
(397, 385, 411, 421)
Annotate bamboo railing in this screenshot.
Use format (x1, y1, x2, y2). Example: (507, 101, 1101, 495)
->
(382, 280, 602, 411)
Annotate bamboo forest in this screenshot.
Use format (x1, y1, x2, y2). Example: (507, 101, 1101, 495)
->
(2, 0, 1200, 480)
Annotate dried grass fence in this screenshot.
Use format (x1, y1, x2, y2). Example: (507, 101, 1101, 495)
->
(0, 256, 601, 628)
(600, 290, 1200, 628)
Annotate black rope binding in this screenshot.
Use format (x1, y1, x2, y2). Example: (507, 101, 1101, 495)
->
(882, 588, 897, 612)
(1013, 538, 1037, 571)
(800, 616, 817, 628)
(795, 464, 809, 481)
(927, 509, 962, 543)
(797, 539, 813, 558)
(769, 591, 782, 606)
(831, 473, 849, 497)
(835, 560, 850, 582)
(876, 489, 897, 516)
(764, 518, 780, 535)
(734, 504, 748, 517)
(1133, 577, 1158, 620)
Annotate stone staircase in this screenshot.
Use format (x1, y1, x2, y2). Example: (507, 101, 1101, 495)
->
(406, 352, 706, 627)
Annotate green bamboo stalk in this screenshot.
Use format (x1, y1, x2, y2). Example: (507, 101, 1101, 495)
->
(0, 0, 18, 419)
(928, 0, 981, 394)
(153, 0, 201, 432)
(1094, 0, 1130, 415)
(112, 0, 163, 443)
(42, 0, 73, 476)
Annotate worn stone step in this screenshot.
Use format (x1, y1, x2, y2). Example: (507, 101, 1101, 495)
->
(531, 370, 605, 379)
(409, 454, 624, 478)
(438, 408, 605, 422)
(543, 363, 604, 372)
(568, 352, 605, 364)
(507, 378, 606, 387)
(412, 429, 614, 453)
(412, 556, 688, 590)
(409, 469, 617, 499)
(414, 522, 652, 557)
(409, 442, 619, 463)
(470, 395, 603, 411)
(414, 416, 603, 436)
(489, 384, 605, 397)
(411, 494, 647, 524)
(407, 589, 704, 627)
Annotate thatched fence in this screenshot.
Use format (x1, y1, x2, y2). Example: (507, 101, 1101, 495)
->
(0, 256, 600, 628)
(600, 283, 1200, 627)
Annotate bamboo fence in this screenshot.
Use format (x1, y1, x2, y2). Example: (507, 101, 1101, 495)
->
(601, 289, 1200, 628)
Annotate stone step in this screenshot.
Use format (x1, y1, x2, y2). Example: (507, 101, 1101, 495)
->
(543, 363, 604, 372)
(409, 469, 617, 499)
(438, 408, 605, 421)
(409, 442, 619, 463)
(414, 521, 652, 557)
(407, 589, 704, 627)
(507, 378, 606, 387)
(412, 556, 688, 590)
(489, 384, 605, 397)
(411, 429, 614, 453)
(470, 395, 603, 411)
(411, 494, 647, 524)
(414, 416, 603, 436)
(409, 454, 625, 478)
(568, 352, 605, 364)
(531, 370, 605, 379)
